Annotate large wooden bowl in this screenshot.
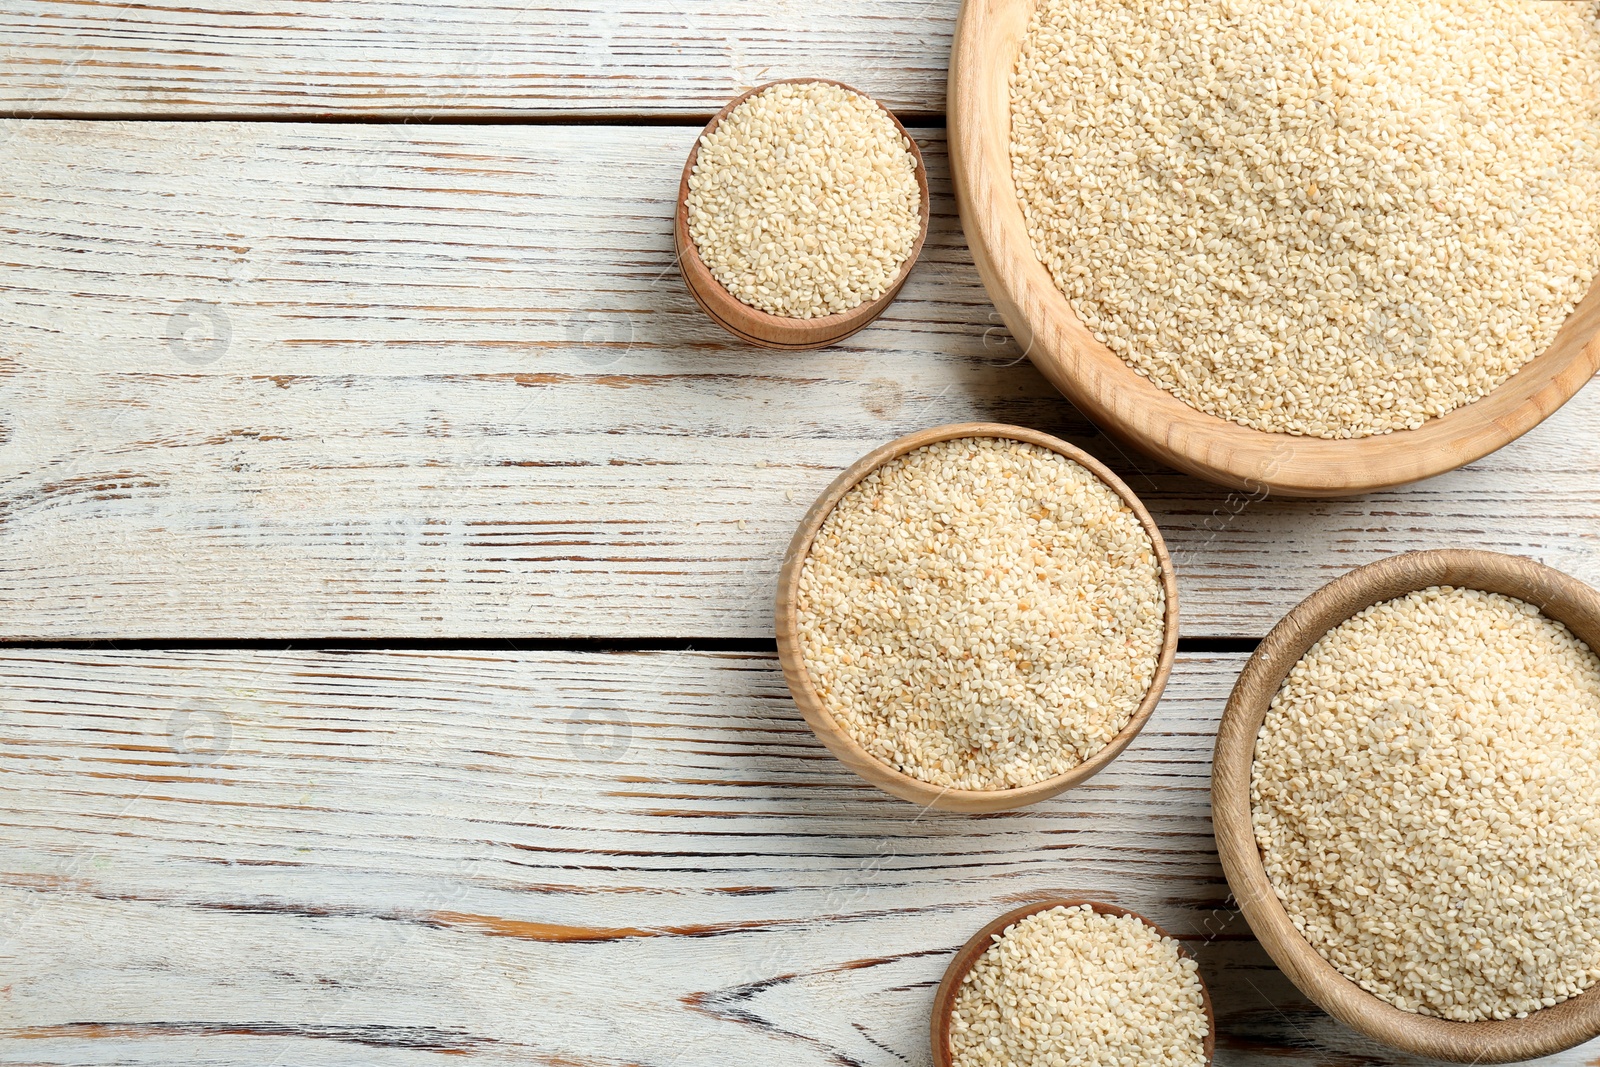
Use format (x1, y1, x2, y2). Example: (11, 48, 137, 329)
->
(675, 78, 931, 350)
(930, 898, 1216, 1067)
(775, 423, 1179, 813)
(1213, 550, 1600, 1063)
(948, 0, 1600, 497)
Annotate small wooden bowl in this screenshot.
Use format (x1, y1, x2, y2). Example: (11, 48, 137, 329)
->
(1213, 550, 1600, 1063)
(674, 78, 931, 350)
(930, 898, 1217, 1067)
(948, 0, 1600, 497)
(774, 423, 1180, 813)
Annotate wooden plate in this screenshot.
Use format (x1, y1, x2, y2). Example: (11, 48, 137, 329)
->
(674, 78, 931, 350)
(930, 898, 1216, 1067)
(774, 422, 1180, 813)
(1212, 550, 1600, 1063)
(947, 0, 1600, 497)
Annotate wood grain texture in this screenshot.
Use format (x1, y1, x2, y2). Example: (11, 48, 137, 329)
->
(947, 0, 1600, 498)
(0, 0, 956, 119)
(774, 422, 1179, 813)
(3, 121, 1600, 641)
(1213, 551, 1600, 1064)
(5, 647, 1596, 1065)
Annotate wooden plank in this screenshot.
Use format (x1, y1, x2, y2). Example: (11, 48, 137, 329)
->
(3, 120, 1598, 641)
(5, 647, 1592, 1065)
(0, 0, 955, 119)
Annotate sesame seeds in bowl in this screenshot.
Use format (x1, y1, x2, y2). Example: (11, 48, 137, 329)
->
(931, 899, 1215, 1067)
(948, 0, 1600, 495)
(1213, 550, 1600, 1062)
(1009, 0, 1600, 442)
(673, 78, 931, 350)
(774, 423, 1179, 813)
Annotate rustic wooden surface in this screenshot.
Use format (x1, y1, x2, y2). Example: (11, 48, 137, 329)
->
(4, 5, 1600, 1064)
(4, 121, 1598, 641)
(1, 649, 1590, 1066)
(0, 0, 957, 119)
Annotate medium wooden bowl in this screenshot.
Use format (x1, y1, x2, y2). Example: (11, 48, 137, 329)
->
(674, 78, 931, 350)
(774, 422, 1179, 813)
(930, 898, 1216, 1067)
(1212, 550, 1600, 1063)
(948, 0, 1600, 498)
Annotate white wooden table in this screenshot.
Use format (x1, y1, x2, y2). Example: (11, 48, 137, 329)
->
(2, 5, 1598, 1065)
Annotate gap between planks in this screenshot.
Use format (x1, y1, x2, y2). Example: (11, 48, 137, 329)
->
(0, 637, 1266, 654)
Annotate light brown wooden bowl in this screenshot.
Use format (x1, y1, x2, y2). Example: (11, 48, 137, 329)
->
(1213, 550, 1600, 1063)
(775, 423, 1180, 813)
(930, 898, 1217, 1067)
(948, 0, 1600, 498)
(674, 78, 931, 350)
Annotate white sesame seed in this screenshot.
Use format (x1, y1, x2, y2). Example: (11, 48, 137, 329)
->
(686, 81, 922, 319)
(795, 437, 1165, 791)
(1252, 586, 1600, 1021)
(1010, 1, 1600, 439)
(950, 905, 1208, 1067)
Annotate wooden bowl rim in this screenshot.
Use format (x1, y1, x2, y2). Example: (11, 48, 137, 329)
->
(1212, 549, 1600, 1063)
(947, 0, 1600, 497)
(929, 897, 1217, 1067)
(674, 77, 932, 350)
(774, 422, 1180, 813)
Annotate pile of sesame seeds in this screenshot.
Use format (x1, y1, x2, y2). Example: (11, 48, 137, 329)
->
(686, 80, 923, 319)
(1009, 0, 1600, 439)
(794, 436, 1166, 792)
(949, 905, 1209, 1067)
(1252, 586, 1600, 1021)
